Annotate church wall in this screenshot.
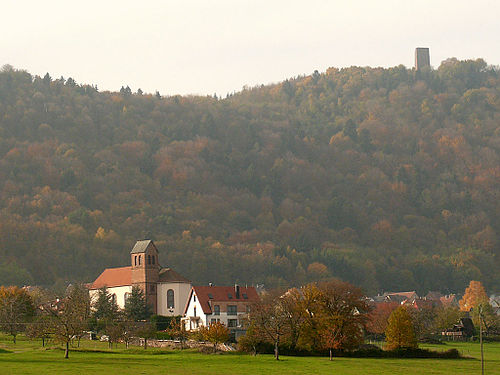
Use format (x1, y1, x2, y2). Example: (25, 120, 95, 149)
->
(90, 285, 132, 309)
(156, 282, 191, 316)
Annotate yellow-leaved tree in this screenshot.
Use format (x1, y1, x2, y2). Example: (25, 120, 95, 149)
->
(385, 306, 417, 350)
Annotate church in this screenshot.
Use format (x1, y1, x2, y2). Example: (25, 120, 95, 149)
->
(88, 239, 192, 316)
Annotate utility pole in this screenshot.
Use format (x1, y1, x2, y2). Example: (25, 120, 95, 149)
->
(479, 305, 484, 375)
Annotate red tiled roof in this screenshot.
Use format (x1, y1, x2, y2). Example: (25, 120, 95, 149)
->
(188, 286, 260, 315)
(89, 266, 132, 289)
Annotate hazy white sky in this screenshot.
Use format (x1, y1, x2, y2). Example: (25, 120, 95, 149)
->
(1, 0, 499, 96)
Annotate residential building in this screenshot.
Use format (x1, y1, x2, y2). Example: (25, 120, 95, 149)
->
(182, 284, 259, 341)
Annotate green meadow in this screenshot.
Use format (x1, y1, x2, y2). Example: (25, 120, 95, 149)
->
(0, 334, 499, 375)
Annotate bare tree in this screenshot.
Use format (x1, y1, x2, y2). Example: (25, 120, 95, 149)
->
(49, 284, 91, 358)
(248, 291, 289, 360)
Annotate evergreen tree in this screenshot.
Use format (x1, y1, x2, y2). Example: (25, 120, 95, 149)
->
(124, 285, 151, 321)
(92, 287, 119, 321)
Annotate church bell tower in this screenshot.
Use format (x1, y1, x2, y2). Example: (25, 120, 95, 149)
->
(130, 239, 160, 313)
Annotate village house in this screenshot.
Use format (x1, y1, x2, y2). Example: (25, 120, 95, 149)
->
(182, 284, 259, 341)
(89, 240, 192, 316)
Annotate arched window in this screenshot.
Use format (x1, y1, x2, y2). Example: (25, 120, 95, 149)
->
(167, 289, 175, 309)
(134, 256, 137, 266)
(138, 255, 141, 265)
(111, 294, 117, 304)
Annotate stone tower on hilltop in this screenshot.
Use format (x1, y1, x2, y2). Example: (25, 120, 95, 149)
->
(130, 239, 160, 312)
(415, 48, 430, 71)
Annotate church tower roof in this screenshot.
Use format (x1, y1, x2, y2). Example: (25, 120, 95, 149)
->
(130, 239, 154, 254)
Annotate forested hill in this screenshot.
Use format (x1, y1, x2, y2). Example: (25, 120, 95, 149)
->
(0, 59, 499, 295)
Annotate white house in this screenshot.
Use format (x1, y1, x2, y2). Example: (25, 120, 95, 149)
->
(182, 284, 259, 340)
(89, 240, 191, 316)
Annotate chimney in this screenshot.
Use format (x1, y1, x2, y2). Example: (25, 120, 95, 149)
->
(235, 284, 240, 299)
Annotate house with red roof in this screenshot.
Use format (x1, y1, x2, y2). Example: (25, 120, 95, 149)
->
(89, 240, 191, 316)
(182, 284, 259, 341)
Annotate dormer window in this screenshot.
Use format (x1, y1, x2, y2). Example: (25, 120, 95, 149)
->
(134, 256, 137, 266)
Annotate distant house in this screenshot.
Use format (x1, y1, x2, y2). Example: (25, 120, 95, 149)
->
(374, 291, 418, 304)
(89, 240, 191, 316)
(442, 317, 475, 339)
(182, 284, 259, 341)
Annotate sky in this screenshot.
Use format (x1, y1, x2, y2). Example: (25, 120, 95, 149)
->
(1, 0, 499, 96)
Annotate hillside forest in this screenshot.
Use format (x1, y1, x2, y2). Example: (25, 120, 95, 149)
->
(0, 59, 499, 295)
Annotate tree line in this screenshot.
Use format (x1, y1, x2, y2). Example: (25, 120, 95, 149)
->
(0, 280, 498, 359)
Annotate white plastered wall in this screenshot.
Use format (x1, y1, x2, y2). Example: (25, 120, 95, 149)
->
(90, 285, 132, 309)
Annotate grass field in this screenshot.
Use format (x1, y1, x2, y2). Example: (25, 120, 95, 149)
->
(0, 334, 499, 375)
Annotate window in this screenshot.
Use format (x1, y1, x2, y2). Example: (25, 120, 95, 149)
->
(148, 255, 151, 264)
(134, 256, 137, 266)
(194, 306, 197, 317)
(167, 289, 175, 308)
(194, 295, 196, 302)
(111, 294, 117, 304)
(124, 292, 130, 303)
(208, 293, 213, 299)
(227, 293, 233, 299)
(152, 256, 155, 265)
(210, 318, 220, 325)
(213, 305, 220, 315)
(227, 305, 237, 315)
(138, 255, 141, 265)
(242, 293, 248, 299)
(227, 319, 238, 328)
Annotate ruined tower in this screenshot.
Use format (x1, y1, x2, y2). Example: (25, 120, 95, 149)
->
(415, 48, 430, 71)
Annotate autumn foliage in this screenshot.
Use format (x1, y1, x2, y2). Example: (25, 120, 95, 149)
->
(0, 61, 499, 294)
(385, 306, 417, 350)
(459, 280, 489, 312)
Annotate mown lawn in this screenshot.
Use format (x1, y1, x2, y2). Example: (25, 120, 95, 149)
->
(0, 334, 499, 375)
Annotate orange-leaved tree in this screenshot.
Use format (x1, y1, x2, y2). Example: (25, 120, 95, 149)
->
(459, 280, 488, 312)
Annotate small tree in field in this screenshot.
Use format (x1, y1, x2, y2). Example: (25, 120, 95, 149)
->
(167, 319, 189, 349)
(315, 280, 370, 360)
(248, 291, 289, 360)
(203, 322, 230, 352)
(0, 286, 35, 343)
(26, 315, 53, 347)
(385, 306, 417, 350)
(50, 284, 91, 358)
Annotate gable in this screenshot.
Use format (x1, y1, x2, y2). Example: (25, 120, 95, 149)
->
(130, 239, 157, 254)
